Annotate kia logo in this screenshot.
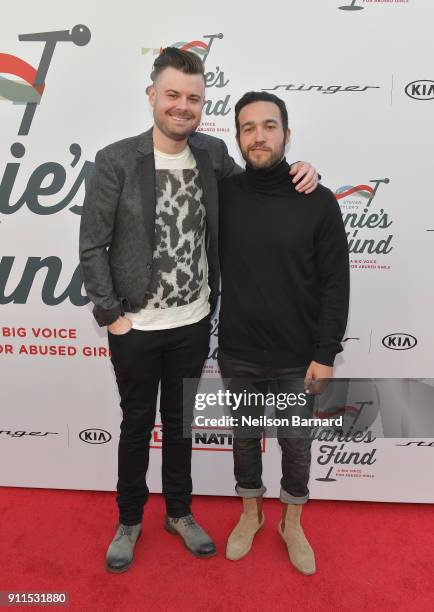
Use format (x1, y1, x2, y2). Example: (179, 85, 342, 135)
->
(405, 80, 434, 101)
(382, 334, 417, 351)
(79, 429, 112, 444)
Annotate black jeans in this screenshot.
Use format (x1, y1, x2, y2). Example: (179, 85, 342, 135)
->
(218, 350, 314, 505)
(108, 316, 210, 524)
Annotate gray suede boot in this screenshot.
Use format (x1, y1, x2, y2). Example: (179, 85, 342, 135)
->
(106, 523, 142, 573)
(165, 514, 216, 558)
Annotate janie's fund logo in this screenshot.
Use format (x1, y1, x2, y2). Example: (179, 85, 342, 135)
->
(335, 178, 393, 271)
(0, 25, 91, 136)
(0, 25, 93, 309)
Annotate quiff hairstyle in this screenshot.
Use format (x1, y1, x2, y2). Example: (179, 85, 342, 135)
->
(150, 47, 205, 83)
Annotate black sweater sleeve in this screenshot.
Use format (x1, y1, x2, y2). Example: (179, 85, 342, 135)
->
(313, 190, 350, 366)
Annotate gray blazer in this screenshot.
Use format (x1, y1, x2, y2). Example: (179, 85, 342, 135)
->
(79, 128, 242, 326)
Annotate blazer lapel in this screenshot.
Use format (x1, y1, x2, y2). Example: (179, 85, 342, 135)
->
(136, 129, 156, 254)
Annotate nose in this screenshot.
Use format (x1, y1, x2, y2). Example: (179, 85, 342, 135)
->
(175, 96, 189, 112)
(253, 127, 267, 144)
(251, 124, 269, 142)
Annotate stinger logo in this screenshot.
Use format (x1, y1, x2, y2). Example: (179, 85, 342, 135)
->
(396, 441, 434, 447)
(0, 24, 91, 135)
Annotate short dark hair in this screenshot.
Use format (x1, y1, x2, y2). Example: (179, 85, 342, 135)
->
(150, 47, 205, 83)
(234, 91, 289, 138)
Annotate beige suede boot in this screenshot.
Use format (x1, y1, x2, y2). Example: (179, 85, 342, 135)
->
(226, 497, 264, 560)
(278, 504, 316, 575)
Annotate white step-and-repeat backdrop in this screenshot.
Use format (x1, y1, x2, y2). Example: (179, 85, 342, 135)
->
(1, 0, 433, 503)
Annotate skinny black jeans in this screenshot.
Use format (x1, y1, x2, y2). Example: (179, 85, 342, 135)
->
(109, 316, 210, 524)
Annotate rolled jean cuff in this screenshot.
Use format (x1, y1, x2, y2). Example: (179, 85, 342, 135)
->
(236, 484, 266, 499)
(280, 487, 309, 505)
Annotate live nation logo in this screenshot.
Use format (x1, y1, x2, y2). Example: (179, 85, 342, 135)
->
(142, 33, 230, 135)
(335, 178, 393, 271)
(338, 0, 410, 11)
(150, 424, 266, 452)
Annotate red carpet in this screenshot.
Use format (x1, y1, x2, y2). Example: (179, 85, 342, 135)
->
(1, 488, 433, 611)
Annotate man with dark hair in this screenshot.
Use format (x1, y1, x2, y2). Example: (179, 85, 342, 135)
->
(234, 90, 290, 137)
(80, 49, 319, 572)
(218, 91, 349, 574)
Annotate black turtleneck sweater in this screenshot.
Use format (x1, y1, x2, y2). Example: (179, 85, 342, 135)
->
(218, 159, 350, 367)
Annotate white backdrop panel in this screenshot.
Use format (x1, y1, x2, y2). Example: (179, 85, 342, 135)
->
(1, 0, 433, 501)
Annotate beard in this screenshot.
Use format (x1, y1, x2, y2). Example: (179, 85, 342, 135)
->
(241, 139, 286, 170)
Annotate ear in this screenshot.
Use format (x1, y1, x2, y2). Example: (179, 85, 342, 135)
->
(147, 84, 156, 108)
(285, 128, 291, 145)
